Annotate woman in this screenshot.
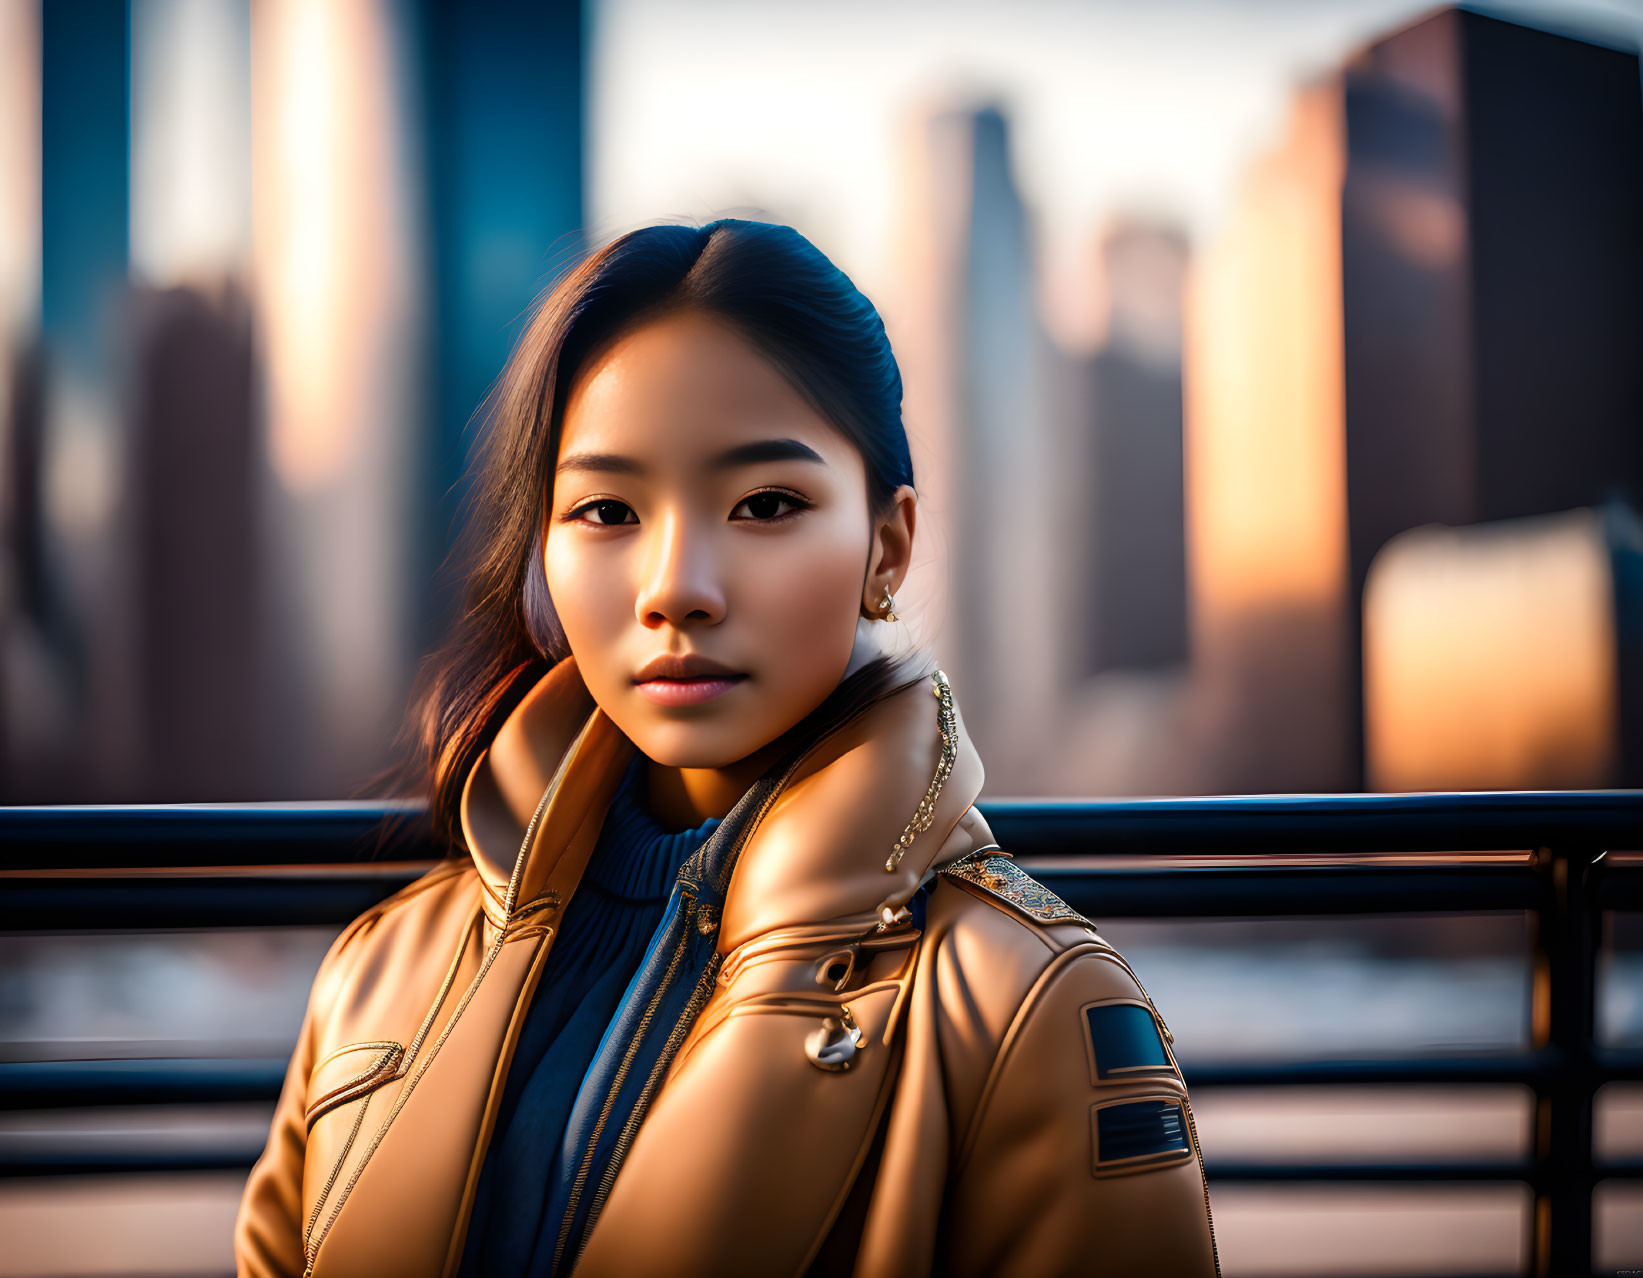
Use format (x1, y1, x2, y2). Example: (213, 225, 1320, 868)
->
(234, 219, 1219, 1278)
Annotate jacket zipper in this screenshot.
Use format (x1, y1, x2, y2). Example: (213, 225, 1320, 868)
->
(1180, 1093, 1222, 1278)
(572, 943, 727, 1269)
(555, 731, 816, 1272)
(301, 1088, 372, 1273)
(550, 891, 699, 1273)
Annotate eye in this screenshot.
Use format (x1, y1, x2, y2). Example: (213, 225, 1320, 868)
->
(731, 489, 810, 523)
(565, 498, 638, 527)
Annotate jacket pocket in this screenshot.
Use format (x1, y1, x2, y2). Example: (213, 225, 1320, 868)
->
(303, 1040, 406, 1132)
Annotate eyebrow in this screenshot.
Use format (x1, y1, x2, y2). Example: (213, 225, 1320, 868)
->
(554, 437, 827, 477)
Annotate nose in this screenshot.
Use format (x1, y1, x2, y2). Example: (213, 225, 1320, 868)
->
(633, 507, 725, 629)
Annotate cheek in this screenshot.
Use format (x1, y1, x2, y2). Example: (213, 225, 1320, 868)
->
(738, 533, 861, 650)
(732, 520, 863, 702)
(543, 530, 622, 647)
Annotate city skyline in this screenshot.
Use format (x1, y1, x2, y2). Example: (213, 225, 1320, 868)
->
(2, 0, 1639, 804)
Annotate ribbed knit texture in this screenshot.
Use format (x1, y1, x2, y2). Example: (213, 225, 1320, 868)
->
(457, 749, 723, 1276)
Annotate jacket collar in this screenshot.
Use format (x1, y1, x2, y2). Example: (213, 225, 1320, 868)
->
(457, 651, 985, 950)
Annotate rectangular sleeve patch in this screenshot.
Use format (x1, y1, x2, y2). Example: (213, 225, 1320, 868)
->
(1084, 1001, 1175, 1082)
(1091, 1097, 1193, 1175)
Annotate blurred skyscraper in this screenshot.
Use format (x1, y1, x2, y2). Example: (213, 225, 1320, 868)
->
(1187, 7, 1643, 794)
(1038, 216, 1202, 798)
(1077, 218, 1190, 680)
(894, 103, 1065, 793)
(1184, 77, 1359, 797)
(126, 280, 265, 800)
(1342, 9, 1643, 788)
(0, 0, 585, 802)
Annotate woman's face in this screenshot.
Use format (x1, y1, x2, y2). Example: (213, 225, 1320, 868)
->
(544, 307, 911, 769)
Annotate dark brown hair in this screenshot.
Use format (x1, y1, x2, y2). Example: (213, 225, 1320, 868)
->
(364, 218, 918, 856)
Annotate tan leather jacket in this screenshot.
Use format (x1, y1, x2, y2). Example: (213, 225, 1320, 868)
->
(234, 654, 1220, 1277)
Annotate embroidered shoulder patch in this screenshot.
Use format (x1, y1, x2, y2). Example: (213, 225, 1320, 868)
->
(940, 849, 1096, 930)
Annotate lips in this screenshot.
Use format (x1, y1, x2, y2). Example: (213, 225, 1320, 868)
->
(631, 653, 748, 708)
(632, 653, 747, 683)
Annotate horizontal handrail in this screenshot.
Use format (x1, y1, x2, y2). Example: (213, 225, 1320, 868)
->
(4, 789, 1641, 868)
(0, 1057, 290, 1106)
(3, 792, 1640, 929)
(3, 790, 1639, 1275)
(6, 1147, 1637, 1186)
(1, 855, 1611, 928)
(8, 1048, 1643, 1108)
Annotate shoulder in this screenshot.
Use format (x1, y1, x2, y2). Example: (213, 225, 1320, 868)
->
(930, 849, 1163, 1018)
(938, 848, 1158, 987)
(927, 854, 1195, 1177)
(925, 861, 1218, 1277)
(939, 847, 1098, 934)
(928, 847, 1105, 968)
(920, 847, 1179, 1113)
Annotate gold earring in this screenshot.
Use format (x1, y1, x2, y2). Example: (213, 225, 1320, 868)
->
(878, 584, 898, 622)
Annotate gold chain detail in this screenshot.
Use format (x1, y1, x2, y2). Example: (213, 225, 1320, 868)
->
(884, 669, 957, 872)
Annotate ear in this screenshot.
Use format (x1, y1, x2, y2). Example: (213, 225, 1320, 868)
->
(863, 484, 917, 610)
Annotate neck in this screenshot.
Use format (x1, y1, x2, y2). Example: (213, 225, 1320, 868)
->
(644, 737, 787, 829)
(641, 621, 893, 828)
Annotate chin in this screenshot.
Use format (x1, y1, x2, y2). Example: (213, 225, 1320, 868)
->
(625, 718, 774, 771)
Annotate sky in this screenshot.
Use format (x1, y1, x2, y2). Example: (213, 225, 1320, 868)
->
(588, 0, 1643, 349)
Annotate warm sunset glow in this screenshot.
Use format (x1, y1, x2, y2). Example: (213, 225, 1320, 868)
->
(248, 0, 422, 786)
(1184, 84, 1350, 621)
(253, 0, 404, 493)
(1364, 508, 1619, 790)
(130, 0, 250, 289)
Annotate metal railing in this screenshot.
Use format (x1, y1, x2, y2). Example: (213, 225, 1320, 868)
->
(3, 789, 1641, 1278)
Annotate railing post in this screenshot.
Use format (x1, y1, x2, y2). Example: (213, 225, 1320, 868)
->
(1530, 842, 1600, 1278)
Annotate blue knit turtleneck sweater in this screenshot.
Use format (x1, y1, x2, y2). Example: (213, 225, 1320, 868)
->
(457, 749, 723, 1276)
